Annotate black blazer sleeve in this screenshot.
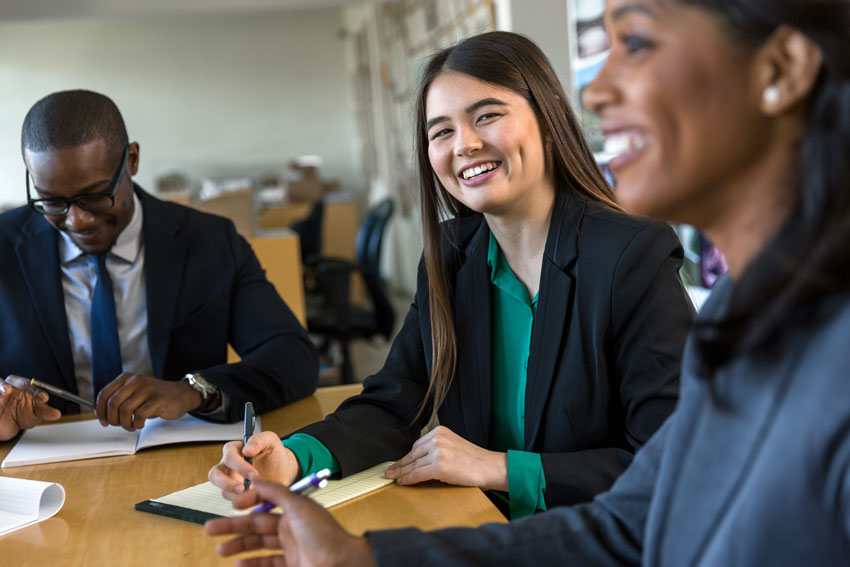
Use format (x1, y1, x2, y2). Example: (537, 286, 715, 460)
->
(292, 260, 432, 476)
(540, 221, 692, 506)
(193, 222, 319, 422)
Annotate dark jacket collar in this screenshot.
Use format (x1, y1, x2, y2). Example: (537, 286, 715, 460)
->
(451, 188, 588, 448)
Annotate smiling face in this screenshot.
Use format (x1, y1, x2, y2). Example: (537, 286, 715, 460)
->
(24, 140, 139, 254)
(425, 71, 555, 218)
(583, 0, 772, 226)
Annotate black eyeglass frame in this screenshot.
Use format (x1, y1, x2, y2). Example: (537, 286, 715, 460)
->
(26, 145, 130, 216)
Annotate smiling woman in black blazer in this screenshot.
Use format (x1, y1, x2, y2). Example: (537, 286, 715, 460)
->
(209, 32, 693, 519)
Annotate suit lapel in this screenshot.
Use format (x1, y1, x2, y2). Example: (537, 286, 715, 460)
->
(15, 214, 76, 390)
(454, 220, 492, 446)
(524, 193, 581, 448)
(138, 189, 187, 377)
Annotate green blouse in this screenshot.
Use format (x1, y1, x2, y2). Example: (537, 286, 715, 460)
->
(282, 231, 547, 518)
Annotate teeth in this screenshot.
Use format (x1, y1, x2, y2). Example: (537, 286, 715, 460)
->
(603, 132, 647, 157)
(461, 161, 499, 180)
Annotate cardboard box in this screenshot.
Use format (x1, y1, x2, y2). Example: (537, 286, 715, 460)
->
(287, 177, 323, 201)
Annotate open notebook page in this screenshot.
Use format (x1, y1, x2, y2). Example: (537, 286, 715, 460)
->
(135, 415, 261, 450)
(3, 414, 258, 468)
(2, 420, 139, 468)
(0, 476, 66, 536)
(146, 461, 395, 519)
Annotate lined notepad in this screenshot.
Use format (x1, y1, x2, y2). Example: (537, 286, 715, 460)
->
(135, 461, 395, 524)
(0, 476, 65, 536)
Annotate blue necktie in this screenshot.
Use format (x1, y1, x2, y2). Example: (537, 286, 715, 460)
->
(90, 253, 122, 394)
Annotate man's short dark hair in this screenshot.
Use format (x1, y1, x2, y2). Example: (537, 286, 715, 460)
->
(21, 90, 129, 163)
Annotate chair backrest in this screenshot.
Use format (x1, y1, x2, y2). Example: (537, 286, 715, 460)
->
(355, 198, 395, 338)
(291, 199, 324, 262)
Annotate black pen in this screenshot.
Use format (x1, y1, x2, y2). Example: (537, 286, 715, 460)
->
(243, 402, 255, 491)
(29, 378, 95, 409)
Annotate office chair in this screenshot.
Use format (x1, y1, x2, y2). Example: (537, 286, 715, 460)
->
(291, 199, 324, 264)
(306, 198, 396, 384)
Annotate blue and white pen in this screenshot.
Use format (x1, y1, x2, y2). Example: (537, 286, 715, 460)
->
(242, 402, 255, 491)
(251, 468, 331, 514)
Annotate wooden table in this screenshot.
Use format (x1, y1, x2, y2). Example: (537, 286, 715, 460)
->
(0, 385, 505, 565)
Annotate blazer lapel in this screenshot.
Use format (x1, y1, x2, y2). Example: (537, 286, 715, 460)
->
(454, 220, 492, 446)
(524, 193, 582, 448)
(139, 189, 188, 377)
(15, 215, 76, 390)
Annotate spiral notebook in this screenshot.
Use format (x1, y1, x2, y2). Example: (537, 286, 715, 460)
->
(135, 461, 395, 524)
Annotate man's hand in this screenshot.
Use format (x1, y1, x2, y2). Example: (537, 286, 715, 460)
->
(209, 431, 300, 502)
(94, 373, 204, 431)
(385, 425, 509, 491)
(0, 375, 62, 441)
(205, 476, 376, 567)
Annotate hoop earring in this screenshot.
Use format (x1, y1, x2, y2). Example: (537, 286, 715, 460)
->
(763, 85, 780, 105)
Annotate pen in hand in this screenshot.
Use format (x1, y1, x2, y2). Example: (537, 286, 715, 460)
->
(242, 402, 255, 491)
(251, 468, 332, 514)
(29, 378, 95, 409)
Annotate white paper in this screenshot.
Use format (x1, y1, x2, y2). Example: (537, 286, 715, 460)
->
(136, 415, 260, 451)
(2, 420, 138, 468)
(2, 414, 257, 468)
(0, 476, 65, 536)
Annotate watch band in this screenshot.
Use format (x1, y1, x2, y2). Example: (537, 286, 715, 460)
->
(182, 373, 219, 403)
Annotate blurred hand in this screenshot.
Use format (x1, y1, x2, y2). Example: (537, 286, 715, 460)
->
(0, 375, 62, 441)
(385, 425, 508, 491)
(94, 373, 203, 431)
(209, 431, 300, 502)
(205, 476, 376, 567)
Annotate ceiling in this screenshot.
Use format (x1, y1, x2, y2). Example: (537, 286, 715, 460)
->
(0, 0, 364, 22)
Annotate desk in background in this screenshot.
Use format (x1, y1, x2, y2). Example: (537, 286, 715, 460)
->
(261, 197, 366, 304)
(0, 385, 505, 565)
(226, 231, 305, 364)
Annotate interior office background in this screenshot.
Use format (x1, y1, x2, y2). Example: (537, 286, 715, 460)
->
(0, 0, 582, 295)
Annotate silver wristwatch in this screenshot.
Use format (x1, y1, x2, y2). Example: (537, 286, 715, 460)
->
(181, 372, 219, 402)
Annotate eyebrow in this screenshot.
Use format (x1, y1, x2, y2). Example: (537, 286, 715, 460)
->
(34, 178, 113, 198)
(425, 97, 508, 131)
(610, 3, 658, 22)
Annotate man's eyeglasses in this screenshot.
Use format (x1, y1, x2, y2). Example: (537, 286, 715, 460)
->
(27, 145, 129, 216)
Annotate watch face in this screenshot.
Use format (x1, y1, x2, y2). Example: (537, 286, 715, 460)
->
(185, 374, 212, 399)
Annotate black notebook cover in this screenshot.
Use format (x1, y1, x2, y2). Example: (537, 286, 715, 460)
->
(134, 499, 223, 525)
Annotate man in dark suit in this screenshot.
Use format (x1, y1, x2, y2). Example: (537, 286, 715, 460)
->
(0, 90, 318, 441)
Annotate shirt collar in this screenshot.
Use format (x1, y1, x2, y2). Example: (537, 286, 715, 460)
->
(486, 230, 538, 305)
(58, 191, 144, 265)
(486, 230, 505, 283)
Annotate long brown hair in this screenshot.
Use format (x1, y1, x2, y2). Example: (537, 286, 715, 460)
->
(413, 31, 621, 425)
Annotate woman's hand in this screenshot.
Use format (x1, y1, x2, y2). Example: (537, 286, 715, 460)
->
(208, 431, 300, 501)
(385, 425, 508, 491)
(205, 476, 376, 567)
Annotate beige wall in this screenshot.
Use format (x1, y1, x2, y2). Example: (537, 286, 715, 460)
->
(0, 8, 363, 207)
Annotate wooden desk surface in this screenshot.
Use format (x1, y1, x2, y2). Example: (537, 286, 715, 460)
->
(0, 385, 504, 565)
